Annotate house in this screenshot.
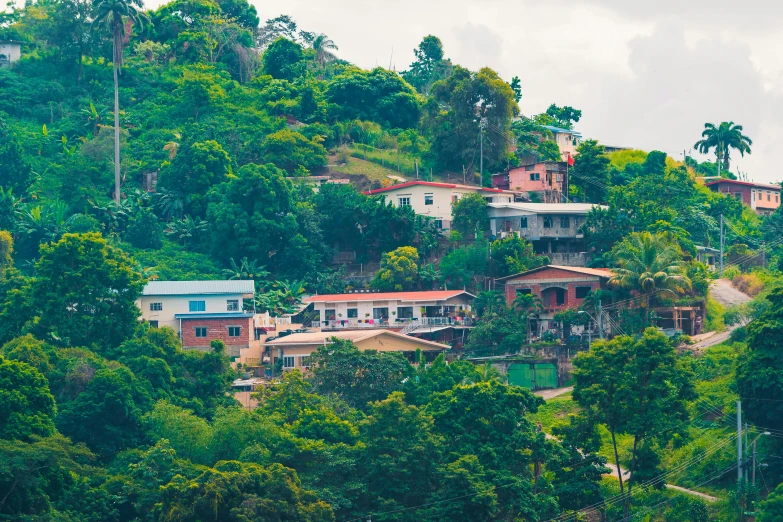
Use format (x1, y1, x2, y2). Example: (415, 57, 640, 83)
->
(487, 202, 606, 266)
(540, 125, 582, 160)
(264, 329, 450, 371)
(304, 289, 476, 349)
(0, 41, 21, 68)
(304, 290, 474, 328)
(497, 265, 613, 337)
(492, 161, 568, 202)
(705, 179, 781, 215)
(364, 181, 521, 231)
(138, 280, 257, 356)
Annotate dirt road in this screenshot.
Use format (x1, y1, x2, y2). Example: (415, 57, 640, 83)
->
(533, 386, 573, 400)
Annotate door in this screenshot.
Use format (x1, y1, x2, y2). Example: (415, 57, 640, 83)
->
(534, 363, 558, 389)
(507, 364, 535, 389)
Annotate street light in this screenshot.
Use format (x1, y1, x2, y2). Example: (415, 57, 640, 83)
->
(748, 431, 771, 485)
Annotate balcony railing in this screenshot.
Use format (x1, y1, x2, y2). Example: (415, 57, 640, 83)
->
(314, 316, 475, 330)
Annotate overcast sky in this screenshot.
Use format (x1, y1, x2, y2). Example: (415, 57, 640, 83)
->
(149, 0, 783, 183)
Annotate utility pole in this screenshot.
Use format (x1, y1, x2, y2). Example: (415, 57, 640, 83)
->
(737, 401, 743, 483)
(762, 241, 766, 267)
(479, 118, 487, 182)
(720, 215, 725, 276)
(597, 300, 604, 339)
(745, 421, 749, 482)
(753, 438, 757, 486)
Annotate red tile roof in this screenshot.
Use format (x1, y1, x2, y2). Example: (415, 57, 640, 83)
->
(364, 181, 513, 195)
(304, 290, 473, 303)
(705, 179, 781, 191)
(496, 265, 614, 282)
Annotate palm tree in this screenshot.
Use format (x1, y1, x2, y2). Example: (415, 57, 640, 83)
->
(418, 263, 441, 290)
(694, 121, 752, 175)
(222, 257, 269, 281)
(310, 33, 338, 66)
(474, 362, 506, 383)
(93, 0, 147, 204)
(473, 290, 506, 318)
(609, 232, 692, 324)
(163, 131, 181, 159)
(512, 292, 544, 342)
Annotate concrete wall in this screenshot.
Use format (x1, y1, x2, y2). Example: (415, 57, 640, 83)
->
(0, 43, 20, 66)
(479, 343, 588, 387)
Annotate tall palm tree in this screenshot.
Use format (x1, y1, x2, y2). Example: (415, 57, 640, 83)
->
(473, 290, 506, 318)
(93, 0, 147, 204)
(609, 232, 692, 324)
(694, 121, 752, 175)
(310, 33, 338, 66)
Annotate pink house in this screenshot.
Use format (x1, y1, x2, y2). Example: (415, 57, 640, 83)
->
(493, 162, 569, 202)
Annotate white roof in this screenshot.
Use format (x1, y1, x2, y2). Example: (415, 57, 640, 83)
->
(142, 280, 255, 296)
(487, 202, 606, 214)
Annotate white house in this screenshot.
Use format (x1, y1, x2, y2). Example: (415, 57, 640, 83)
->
(540, 125, 582, 160)
(0, 41, 21, 68)
(304, 290, 474, 328)
(364, 181, 521, 230)
(488, 202, 606, 266)
(138, 280, 257, 355)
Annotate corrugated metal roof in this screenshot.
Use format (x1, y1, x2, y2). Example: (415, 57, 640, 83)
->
(264, 329, 450, 350)
(174, 313, 254, 319)
(304, 290, 473, 303)
(487, 202, 606, 214)
(364, 181, 518, 195)
(496, 265, 614, 282)
(143, 280, 255, 296)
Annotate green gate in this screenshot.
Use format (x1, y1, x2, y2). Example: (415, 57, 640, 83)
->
(507, 363, 558, 389)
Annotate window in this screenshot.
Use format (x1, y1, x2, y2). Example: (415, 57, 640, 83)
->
(373, 307, 389, 320)
(194, 327, 208, 338)
(150, 302, 163, 311)
(282, 356, 295, 368)
(435, 219, 443, 229)
(575, 286, 592, 299)
(397, 306, 414, 319)
(560, 216, 570, 228)
(189, 300, 206, 312)
(228, 326, 241, 337)
(347, 308, 358, 318)
(543, 216, 553, 228)
(149, 321, 159, 328)
(325, 309, 336, 320)
(226, 299, 239, 311)
(776, 195, 779, 203)
(398, 196, 411, 207)
(516, 288, 532, 296)
(768, 192, 771, 201)
(424, 194, 434, 205)
(301, 356, 311, 369)
(452, 195, 458, 203)
(529, 173, 540, 181)
(505, 220, 512, 231)
(520, 217, 528, 229)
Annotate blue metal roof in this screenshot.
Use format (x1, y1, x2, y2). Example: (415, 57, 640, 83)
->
(540, 125, 582, 136)
(174, 312, 254, 319)
(143, 280, 255, 296)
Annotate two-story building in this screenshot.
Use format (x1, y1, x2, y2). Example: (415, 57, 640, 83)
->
(305, 290, 474, 328)
(487, 202, 605, 266)
(705, 179, 781, 215)
(364, 181, 521, 231)
(264, 329, 450, 372)
(498, 265, 613, 337)
(540, 125, 582, 160)
(138, 280, 256, 356)
(492, 161, 568, 202)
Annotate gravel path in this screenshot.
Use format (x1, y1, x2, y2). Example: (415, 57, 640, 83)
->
(533, 386, 573, 400)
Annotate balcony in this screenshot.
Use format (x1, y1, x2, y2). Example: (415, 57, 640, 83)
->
(315, 316, 475, 331)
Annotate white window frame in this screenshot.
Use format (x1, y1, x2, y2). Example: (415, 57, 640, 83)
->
(283, 356, 295, 368)
(226, 299, 240, 312)
(189, 300, 206, 312)
(150, 302, 163, 311)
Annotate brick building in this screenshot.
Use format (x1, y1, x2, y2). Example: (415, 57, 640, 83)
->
(497, 265, 613, 337)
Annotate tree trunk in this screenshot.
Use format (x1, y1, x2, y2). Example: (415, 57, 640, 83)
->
(624, 435, 640, 521)
(610, 428, 625, 498)
(113, 34, 121, 205)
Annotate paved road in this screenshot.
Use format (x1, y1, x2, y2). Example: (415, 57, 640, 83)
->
(690, 279, 752, 350)
(602, 462, 719, 502)
(710, 279, 752, 307)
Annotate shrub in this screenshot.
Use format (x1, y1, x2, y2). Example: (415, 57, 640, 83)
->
(722, 265, 741, 280)
(732, 273, 764, 296)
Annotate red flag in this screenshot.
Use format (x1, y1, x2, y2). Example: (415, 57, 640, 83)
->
(567, 154, 575, 167)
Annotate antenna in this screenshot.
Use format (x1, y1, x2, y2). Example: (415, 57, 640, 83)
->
(388, 45, 394, 70)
